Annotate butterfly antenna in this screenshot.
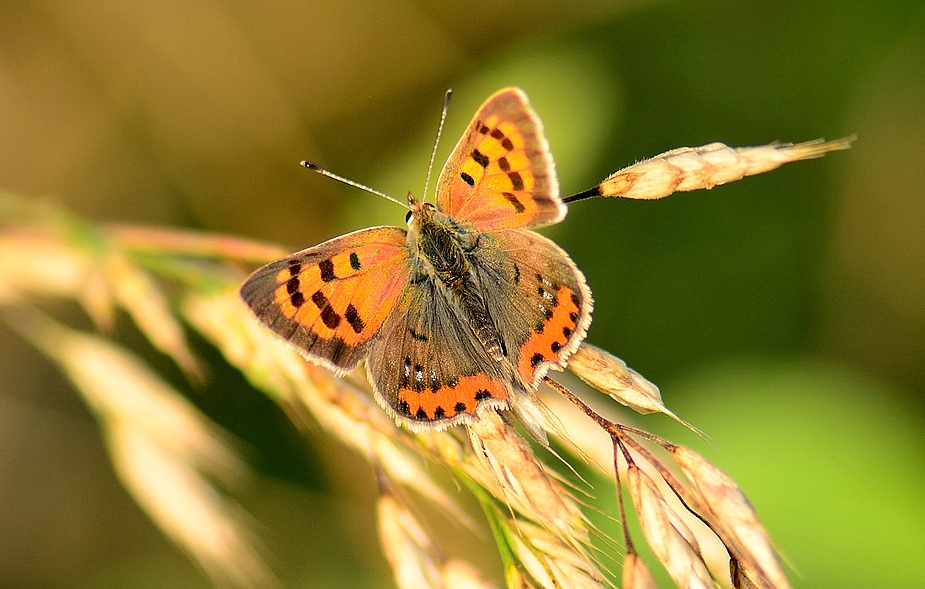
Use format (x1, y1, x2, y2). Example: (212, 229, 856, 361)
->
(422, 89, 453, 202)
(300, 160, 409, 209)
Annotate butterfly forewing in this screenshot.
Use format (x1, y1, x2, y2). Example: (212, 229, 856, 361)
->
(436, 88, 564, 231)
(240, 226, 410, 373)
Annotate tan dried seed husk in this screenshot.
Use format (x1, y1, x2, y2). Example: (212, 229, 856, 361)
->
(568, 343, 702, 434)
(377, 493, 442, 589)
(466, 410, 587, 545)
(673, 446, 790, 589)
(627, 465, 713, 589)
(622, 551, 658, 589)
(598, 137, 854, 201)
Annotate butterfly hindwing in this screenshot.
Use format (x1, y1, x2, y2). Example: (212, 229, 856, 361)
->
(436, 88, 564, 231)
(366, 275, 514, 431)
(469, 228, 593, 388)
(240, 226, 410, 373)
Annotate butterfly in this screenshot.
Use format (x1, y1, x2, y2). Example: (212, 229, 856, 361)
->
(240, 87, 593, 431)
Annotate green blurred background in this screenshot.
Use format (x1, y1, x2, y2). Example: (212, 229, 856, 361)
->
(1, 1, 923, 587)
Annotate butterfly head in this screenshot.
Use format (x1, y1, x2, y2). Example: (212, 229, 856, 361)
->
(404, 194, 437, 227)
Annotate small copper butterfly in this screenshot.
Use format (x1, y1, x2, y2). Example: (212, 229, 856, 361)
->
(241, 88, 592, 431)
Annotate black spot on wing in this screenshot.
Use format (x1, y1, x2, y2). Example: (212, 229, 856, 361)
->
(471, 149, 489, 168)
(320, 305, 340, 329)
(318, 259, 336, 282)
(489, 128, 515, 151)
(311, 290, 341, 329)
(508, 171, 524, 191)
(344, 303, 365, 334)
(311, 290, 328, 308)
(502, 192, 525, 213)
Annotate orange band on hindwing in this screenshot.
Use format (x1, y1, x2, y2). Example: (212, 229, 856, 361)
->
(397, 373, 508, 421)
(517, 285, 582, 384)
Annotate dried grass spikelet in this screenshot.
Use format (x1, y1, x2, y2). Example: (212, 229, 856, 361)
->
(102, 251, 204, 382)
(548, 374, 795, 589)
(465, 410, 588, 548)
(491, 515, 603, 589)
(461, 410, 604, 589)
(567, 343, 663, 413)
(590, 137, 855, 200)
(0, 221, 203, 382)
(377, 486, 443, 589)
(0, 228, 114, 328)
(108, 422, 272, 588)
(626, 463, 713, 589)
(377, 478, 499, 589)
(622, 436, 794, 589)
(1, 304, 275, 588)
(568, 343, 702, 435)
(671, 446, 790, 589)
(621, 551, 658, 589)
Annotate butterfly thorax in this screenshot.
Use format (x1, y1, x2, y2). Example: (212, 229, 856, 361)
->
(407, 202, 507, 361)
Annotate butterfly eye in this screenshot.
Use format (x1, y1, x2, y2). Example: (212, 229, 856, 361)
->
(405, 210, 414, 224)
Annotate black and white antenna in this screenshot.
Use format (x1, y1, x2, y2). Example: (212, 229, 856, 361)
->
(422, 89, 453, 202)
(298, 160, 409, 209)
(299, 88, 455, 209)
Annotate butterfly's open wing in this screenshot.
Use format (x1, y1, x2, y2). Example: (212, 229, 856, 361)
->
(366, 277, 515, 431)
(470, 228, 593, 389)
(436, 87, 564, 231)
(240, 226, 409, 374)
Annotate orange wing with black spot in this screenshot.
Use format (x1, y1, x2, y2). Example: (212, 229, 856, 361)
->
(240, 226, 409, 374)
(436, 87, 564, 231)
